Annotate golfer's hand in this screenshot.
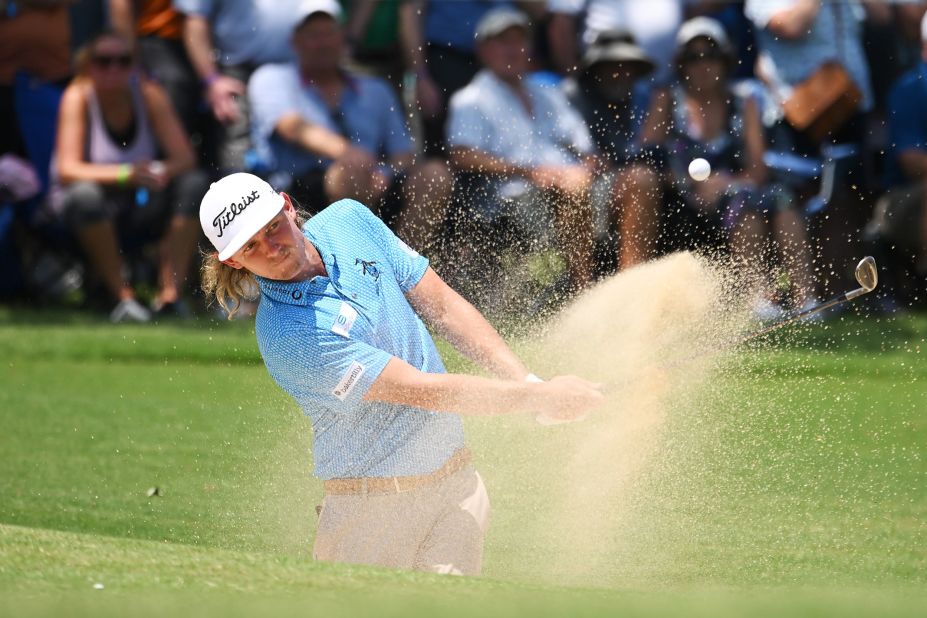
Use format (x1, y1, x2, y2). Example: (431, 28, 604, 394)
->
(535, 375, 605, 425)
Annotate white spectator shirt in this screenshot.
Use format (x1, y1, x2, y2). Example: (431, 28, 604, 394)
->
(446, 70, 593, 168)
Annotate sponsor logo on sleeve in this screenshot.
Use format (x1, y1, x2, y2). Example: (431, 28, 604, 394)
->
(331, 302, 358, 338)
(332, 361, 365, 401)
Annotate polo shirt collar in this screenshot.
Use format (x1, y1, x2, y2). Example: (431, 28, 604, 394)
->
(256, 239, 340, 306)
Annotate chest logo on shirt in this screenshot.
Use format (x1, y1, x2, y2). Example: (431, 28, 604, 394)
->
(331, 302, 358, 338)
(355, 258, 380, 281)
(332, 360, 365, 401)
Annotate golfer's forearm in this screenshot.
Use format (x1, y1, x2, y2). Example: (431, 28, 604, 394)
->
(366, 372, 542, 416)
(435, 300, 530, 381)
(409, 269, 529, 380)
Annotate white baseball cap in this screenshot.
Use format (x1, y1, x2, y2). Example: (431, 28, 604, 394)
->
(676, 17, 733, 55)
(474, 7, 530, 42)
(921, 11, 927, 42)
(199, 173, 285, 261)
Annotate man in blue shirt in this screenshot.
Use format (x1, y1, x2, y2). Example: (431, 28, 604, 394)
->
(198, 172, 604, 575)
(248, 0, 451, 254)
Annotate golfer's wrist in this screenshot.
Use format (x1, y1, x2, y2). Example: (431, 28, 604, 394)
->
(521, 373, 549, 415)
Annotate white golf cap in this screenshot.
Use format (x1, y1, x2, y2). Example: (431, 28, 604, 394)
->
(922, 11, 927, 42)
(474, 7, 530, 42)
(676, 17, 733, 54)
(295, 0, 342, 26)
(199, 173, 285, 261)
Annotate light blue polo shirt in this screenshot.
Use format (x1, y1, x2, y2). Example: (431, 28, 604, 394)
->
(254, 199, 465, 480)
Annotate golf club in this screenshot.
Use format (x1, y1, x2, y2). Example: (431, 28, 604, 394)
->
(656, 256, 878, 372)
(564, 257, 878, 417)
(732, 255, 878, 347)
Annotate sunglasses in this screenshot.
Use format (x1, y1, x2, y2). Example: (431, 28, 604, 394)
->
(679, 48, 726, 64)
(92, 54, 133, 69)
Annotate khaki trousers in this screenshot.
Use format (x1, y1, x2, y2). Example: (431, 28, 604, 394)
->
(313, 465, 490, 576)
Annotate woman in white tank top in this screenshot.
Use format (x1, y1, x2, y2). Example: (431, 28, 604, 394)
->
(52, 30, 207, 322)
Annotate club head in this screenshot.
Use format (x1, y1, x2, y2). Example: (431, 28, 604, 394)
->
(854, 256, 878, 292)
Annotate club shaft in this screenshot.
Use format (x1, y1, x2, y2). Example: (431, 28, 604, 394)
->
(734, 289, 858, 345)
(659, 287, 863, 372)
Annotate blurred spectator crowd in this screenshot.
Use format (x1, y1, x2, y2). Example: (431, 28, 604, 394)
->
(1, 0, 926, 322)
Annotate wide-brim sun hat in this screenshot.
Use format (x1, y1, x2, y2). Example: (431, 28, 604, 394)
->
(582, 29, 655, 74)
(199, 173, 285, 261)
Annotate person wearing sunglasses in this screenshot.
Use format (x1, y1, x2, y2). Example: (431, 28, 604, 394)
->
(638, 17, 817, 320)
(48, 30, 208, 322)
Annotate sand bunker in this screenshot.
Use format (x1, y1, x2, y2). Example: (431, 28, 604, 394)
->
(519, 252, 753, 585)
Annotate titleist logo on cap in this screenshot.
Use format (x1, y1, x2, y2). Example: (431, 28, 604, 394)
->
(213, 189, 260, 238)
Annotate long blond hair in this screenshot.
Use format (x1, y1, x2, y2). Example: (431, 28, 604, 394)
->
(200, 201, 307, 319)
(200, 255, 260, 319)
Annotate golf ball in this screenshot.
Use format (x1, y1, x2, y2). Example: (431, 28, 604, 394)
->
(688, 158, 711, 182)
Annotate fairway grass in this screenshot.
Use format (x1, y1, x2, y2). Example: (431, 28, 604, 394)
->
(1, 308, 925, 616)
(2, 523, 926, 618)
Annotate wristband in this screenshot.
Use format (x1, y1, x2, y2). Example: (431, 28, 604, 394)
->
(116, 163, 131, 186)
(203, 72, 220, 88)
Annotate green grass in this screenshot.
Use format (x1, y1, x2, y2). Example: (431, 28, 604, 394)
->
(1, 307, 925, 616)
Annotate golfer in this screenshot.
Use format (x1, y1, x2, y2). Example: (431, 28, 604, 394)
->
(199, 173, 603, 575)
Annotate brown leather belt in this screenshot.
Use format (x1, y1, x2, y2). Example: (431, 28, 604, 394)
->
(323, 448, 472, 495)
